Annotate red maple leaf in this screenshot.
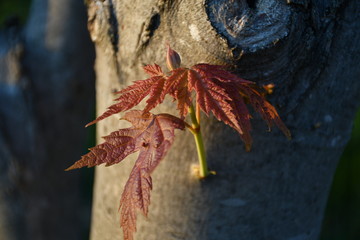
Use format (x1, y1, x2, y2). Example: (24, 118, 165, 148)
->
(67, 110, 185, 240)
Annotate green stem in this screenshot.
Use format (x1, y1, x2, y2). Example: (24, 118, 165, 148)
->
(189, 104, 209, 178)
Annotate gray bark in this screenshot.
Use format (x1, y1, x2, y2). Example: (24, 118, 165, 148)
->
(0, 0, 95, 239)
(89, 0, 360, 239)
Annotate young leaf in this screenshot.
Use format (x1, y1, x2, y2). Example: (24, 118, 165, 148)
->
(188, 67, 244, 134)
(85, 65, 166, 127)
(164, 68, 192, 117)
(189, 63, 290, 150)
(235, 82, 291, 140)
(66, 110, 185, 240)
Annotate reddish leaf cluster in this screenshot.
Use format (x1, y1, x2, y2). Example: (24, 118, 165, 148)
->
(67, 111, 184, 239)
(87, 63, 290, 149)
(67, 45, 290, 240)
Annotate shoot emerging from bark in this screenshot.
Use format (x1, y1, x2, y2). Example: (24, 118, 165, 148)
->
(66, 45, 290, 240)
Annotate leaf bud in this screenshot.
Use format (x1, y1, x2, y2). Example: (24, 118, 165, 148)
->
(166, 45, 181, 71)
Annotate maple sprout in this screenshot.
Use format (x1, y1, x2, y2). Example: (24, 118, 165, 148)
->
(66, 45, 290, 240)
(166, 45, 210, 178)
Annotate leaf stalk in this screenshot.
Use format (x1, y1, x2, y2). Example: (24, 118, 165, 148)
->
(189, 104, 209, 178)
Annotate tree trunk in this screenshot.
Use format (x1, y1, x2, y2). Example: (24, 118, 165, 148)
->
(89, 0, 360, 239)
(0, 0, 95, 239)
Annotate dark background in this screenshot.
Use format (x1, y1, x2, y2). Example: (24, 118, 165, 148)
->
(0, 1, 359, 239)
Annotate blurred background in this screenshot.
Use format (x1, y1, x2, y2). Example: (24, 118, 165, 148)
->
(0, 0, 95, 239)
(0, 1, 358, 239)
(320, 110, 360, 240)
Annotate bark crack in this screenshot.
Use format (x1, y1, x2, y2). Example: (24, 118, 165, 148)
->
(135, 6, 164, 60)
(108, 0, 119, 54)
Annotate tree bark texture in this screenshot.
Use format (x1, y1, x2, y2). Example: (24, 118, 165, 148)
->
(89, 0, 360, 239)
(0, 0, 95, 239)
